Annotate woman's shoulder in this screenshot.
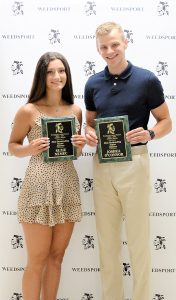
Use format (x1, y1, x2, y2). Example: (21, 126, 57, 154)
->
(14, 103, 39, 123)
(17, 103, 36, 113)
(70, 104, 82, 128)
(70, 104, 82, 115)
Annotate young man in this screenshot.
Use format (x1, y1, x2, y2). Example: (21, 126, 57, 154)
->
(84, 22, 172, 300)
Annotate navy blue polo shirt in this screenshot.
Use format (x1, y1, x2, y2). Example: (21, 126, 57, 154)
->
(84, 61, 165, 131)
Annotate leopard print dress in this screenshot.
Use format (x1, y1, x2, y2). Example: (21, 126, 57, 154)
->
(17, 113, 82, 226)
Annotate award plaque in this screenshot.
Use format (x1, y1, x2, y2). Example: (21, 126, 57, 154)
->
(41, 116, 77, 162)
(94, 115, 132, 163)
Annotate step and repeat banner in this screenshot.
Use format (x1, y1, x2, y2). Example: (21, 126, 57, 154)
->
(0, 1, 176, 300)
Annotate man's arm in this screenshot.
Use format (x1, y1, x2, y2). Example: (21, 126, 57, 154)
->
(85, 110, 98, 147)
(126, 102, 172, 144)
(150, 102, 172, 138)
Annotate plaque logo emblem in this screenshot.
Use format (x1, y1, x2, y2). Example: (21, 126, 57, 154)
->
(107, 123, 116, 135)
(55, 123, 64, 134)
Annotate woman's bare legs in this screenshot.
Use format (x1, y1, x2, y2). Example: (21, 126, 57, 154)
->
(41, 222, 74, 300)
(22, 223, 53, 300)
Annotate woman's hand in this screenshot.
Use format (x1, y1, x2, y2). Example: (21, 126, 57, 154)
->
(28, 137, 50, 156)
(71, 134, 86, 156)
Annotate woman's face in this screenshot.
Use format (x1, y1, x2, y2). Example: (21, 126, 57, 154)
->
(46, 59, 67, 92)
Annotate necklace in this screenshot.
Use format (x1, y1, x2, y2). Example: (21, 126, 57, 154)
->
(45, 105, 60, 112)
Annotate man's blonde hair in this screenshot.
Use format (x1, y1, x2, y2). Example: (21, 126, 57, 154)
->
(95, 21, 125, 40)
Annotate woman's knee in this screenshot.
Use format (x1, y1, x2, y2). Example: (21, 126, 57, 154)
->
(49, 249, 65, 267)
(27, 251, 49, 271)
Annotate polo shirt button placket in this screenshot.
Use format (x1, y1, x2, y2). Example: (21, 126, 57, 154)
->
(113, 76, 118, 86)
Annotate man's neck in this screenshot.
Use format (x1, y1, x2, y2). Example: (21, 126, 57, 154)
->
(108, 60, 128, 75)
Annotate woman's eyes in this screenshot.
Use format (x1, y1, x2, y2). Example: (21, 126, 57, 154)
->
(47, 69, 65, 74)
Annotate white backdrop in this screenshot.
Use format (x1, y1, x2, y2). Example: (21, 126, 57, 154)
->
(0, 1, 176, 300)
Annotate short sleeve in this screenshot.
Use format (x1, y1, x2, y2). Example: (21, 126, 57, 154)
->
(84, 78, 96, 111)
(147, 73, 165, 110)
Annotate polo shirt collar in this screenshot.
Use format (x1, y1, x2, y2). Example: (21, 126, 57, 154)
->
(104, 61, 133, 80)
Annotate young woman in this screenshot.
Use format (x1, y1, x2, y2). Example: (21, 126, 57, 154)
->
(8, 52, 86, 300)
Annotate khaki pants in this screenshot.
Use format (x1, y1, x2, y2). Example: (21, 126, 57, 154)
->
(93, 145, 151, 300)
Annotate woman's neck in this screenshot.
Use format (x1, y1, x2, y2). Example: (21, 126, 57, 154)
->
(44, 92, 63, 107)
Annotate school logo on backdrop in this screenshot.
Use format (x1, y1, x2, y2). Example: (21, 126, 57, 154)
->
(82, 178, 93, 192)
(12, 1, 24, 16)
(48, 29, 60, 44)
(124, 29, 134, 43)
(11, 235, 23, 249)
(154, 179, 166, 193)
(81, 293, 94, 300)
(123, 263, 131, 276)
(11, 177, 22, 192)
(82, 235, 94, 249)
(150, 211, 176, 217)
(153, 236, 166, 250)
(10, 293, 23, 300)
(153, 294, 165, 300)
(37, 6, 70, 13)
(165, 94, 176, 100)
(11, 61, 23, 75)
(82, 122, 86, 130)
(150, 152, 176, 158)
(157, 1, 169, 16)
(84, 1, 96, 16)
(82, 151, 95, 157)
(84, 61, 96, 76)
(156, 61, 168, 76)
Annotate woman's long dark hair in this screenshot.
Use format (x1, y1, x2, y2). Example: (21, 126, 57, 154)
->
(27, 52, 74, 104)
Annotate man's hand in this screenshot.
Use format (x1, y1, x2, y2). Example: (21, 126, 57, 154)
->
(126, 127, 151, 144)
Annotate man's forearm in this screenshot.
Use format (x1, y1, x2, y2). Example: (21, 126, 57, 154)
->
(152, 117, 172, 139)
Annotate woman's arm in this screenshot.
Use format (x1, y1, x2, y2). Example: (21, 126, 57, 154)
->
(8, 105, 49, 157)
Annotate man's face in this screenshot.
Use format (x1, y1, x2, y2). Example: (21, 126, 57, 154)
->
(96, 28, 128, 68)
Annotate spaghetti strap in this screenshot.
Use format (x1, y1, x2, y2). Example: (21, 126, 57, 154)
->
(31, 104, 80, 132)
(33, 103, 44, 115)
